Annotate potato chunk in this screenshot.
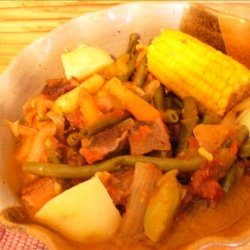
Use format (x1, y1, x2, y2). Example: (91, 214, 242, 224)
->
(35, 175, 121, 242)
(62, 45, 113, 80)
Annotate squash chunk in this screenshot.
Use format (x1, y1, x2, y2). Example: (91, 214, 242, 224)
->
(144, 169, 183, 242)
(105, 78, 161, 121)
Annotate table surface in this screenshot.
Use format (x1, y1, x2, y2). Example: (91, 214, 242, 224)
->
(1, 1, 250, 74)
(0, 1, 127, 74)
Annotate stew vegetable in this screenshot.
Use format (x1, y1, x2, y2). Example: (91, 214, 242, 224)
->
(6, 29, 250, 249)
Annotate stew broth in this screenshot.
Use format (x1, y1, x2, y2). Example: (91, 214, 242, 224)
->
(5, 157, 250, 249)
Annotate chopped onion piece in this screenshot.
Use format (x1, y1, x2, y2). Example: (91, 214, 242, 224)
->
(118, 162, 161, 239)
(236, 107, 250, 133)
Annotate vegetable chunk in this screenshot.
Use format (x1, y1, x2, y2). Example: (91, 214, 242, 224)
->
(62, 45, 113, 80)
(79, 88, 102, 126)
(52, 74, 104, 114)
(105, 78, 161, 121)
(147, 29, 250, 116)
(144, 169, 183, 242)
(35, 175, 121, 242)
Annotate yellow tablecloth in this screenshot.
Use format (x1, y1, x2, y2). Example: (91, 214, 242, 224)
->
(0, 1, 126, 74)
(1, 1, 250, 74)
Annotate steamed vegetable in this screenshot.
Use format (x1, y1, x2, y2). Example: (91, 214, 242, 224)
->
(23, 155, 205, 179)
(147, 29, 250, 116)
(153, 84, 165, 110)
(176, 97, 198, 155)
(52, 74, 104, 114)
(133, 55, 147, 87)
(118, 162, 161, 239)
(79, 88, 102, 125)
(163, 109, 179, 123)
(193, 124, 238, 153)
(35, 175, 121, 242)
(126, 33, 140, 54)
(8, 29, 250, 247)
(102, 54, 130, 80)
(81, 111, 131, 136)
(105, 78, 161, 121)
(62, 45, 113, 80)
(239, 138, 250, 158)
(222, 161, 244, 193)
(144, 169, 184, 242)
(236, 107, 250, 132)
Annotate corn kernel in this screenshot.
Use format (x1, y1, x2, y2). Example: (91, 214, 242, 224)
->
(147, 29, 250, 115)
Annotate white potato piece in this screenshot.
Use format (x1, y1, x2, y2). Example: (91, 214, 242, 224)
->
(62, 45, 113, 80)
(35, 175, 121, 242)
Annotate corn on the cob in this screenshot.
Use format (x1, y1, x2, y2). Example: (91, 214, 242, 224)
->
(147, 29, 250, 116)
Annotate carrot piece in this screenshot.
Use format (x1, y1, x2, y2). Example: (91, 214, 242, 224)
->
(79, 88, 102, 126)
(105, 78, 161, 121)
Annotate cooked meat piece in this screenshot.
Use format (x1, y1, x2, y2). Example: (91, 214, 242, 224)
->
(66, 110, 85, 129)
(80, 118, 134, 164)
(98, 169, 134, 208)
(129, 118, 171, 155)
(189, 163, 224, 202)
(20, 177, 62, 215)
(42, 78, 79, 100)
(64, 147, 86, 166)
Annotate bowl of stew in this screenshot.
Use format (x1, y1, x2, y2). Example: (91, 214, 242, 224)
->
(0, 2, 250, 250)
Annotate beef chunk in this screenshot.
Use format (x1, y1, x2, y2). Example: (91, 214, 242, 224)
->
(80, 118, 134, 164)
(129, 118, 171, 155)
(98, 170, 134, 209)
(42, 78, 79, 100)
(20, 177, 62, 215)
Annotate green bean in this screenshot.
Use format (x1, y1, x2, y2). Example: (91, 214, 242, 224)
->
(182, 96, 198, 118)
(23, 159, 123, 179)
(23, 155, 206, 179)
(213, 125, 249, 183)
(224, 125, 249, 148)
(164, 96, 174, 109)
(119, 54, 137, 82)
(133, 56, 147, 87)
(66, 132, 81, 147)
(81, 112, 131, 137)
(235, 125, 249, 145)
(126, 33, 140, 54)
(164, 93, 183, 109)
(176, 97, 199, 155)
(222, 161, 244, 193)
(123, 155, 205, 172)
(173, 97, 183, 109)
(163, 109, 179, 124)
(118, 33, 140, 81)
(153, 84, 165, 110)
(239, 138, 250, 158)
(202, 113, 221, 124)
